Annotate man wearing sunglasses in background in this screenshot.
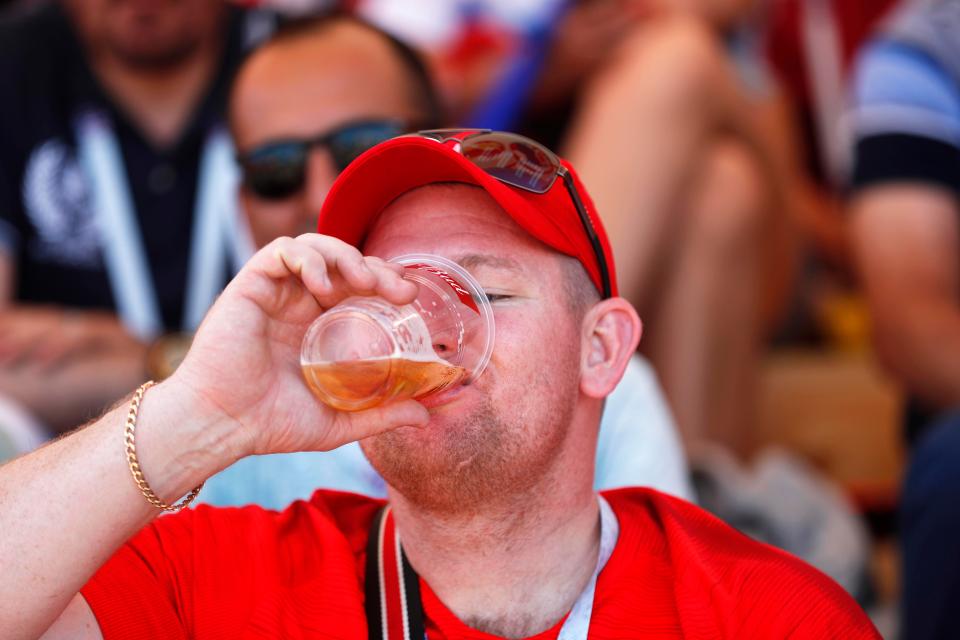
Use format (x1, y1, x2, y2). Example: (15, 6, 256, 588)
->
(231, 14, 443, 250)
(1, 130, 877, 639)
(199, 14, 693, 508)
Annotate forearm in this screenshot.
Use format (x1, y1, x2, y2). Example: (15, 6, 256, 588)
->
(851, 186, 960, 412)
(0, 347, 147, 433)
(0, 304, 151, 432)
(0, 377, 238, 639)
(875, 302, 960, 411)
(706, 69, 791, 218)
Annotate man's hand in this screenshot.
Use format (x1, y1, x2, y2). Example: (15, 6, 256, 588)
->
(534, 0, 657, 107)
(171, 234, 430, 460)
(0, 307, 149, 432)
(0, 306, 143, 371)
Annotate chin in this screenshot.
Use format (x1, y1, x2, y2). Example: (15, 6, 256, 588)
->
(361, 406, 565, 514)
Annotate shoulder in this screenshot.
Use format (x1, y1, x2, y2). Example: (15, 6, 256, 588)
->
(97, 489, 383, 586)
(159, 488, 383, 552)
(849, 38, 960, 191)
(853, 39, 960, 129)
(83, 491, 382, 636)
(602, 488, 879, 638)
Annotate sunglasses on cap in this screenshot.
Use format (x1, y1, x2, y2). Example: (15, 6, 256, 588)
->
(412, 129, 613, 299)
(239, 119, 407, 200)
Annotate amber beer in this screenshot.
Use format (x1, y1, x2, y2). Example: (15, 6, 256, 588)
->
(300, 255, 495, 411)
(302, 357, 468, 411)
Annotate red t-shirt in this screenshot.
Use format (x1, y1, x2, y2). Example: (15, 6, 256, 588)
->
(80, 488, 879, 639)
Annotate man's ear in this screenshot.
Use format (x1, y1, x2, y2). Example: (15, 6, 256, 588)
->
(580, 297, 642, 399)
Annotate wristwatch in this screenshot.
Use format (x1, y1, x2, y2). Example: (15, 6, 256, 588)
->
(145, 332, 194, 380)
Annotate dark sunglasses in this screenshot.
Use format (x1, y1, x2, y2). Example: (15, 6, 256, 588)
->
(413, 129, 612, 299)
(239, 119, 407, 200)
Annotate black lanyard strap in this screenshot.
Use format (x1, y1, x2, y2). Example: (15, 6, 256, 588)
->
(365, 506, 426, 640)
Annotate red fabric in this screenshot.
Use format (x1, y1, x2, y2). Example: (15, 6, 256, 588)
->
(765, 0, 902, 106)
(316, 134, 618, 298)
(81, 488, 879, 639)
(380, 512, 407, 640)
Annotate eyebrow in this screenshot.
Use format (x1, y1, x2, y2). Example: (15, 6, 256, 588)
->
(454, 254, 525, 274)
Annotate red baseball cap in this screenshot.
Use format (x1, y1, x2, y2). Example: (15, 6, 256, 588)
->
(317, 133, 618, 298)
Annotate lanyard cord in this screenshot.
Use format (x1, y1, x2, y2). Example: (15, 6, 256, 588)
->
(365, 507, 426, 640)
(75, 111, 240, 339)
(364, 497, 619, 640)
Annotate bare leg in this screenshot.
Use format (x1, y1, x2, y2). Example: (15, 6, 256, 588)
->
(564, 16, 735, 310)
(643, 139, 766, 456)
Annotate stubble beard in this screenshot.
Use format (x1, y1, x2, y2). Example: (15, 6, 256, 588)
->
(362, 377, 577, 515)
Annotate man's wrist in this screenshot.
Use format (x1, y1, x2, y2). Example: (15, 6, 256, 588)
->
(130, 377, 244, 505)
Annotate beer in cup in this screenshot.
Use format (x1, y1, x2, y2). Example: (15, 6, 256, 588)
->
(300, 255, 495, 411)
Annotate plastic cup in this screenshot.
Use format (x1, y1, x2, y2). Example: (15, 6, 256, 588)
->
(300, 254, 495, 411)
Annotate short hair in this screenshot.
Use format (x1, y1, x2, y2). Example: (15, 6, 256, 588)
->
(561, 256, 600, 317)
(238, 12, 444, 128)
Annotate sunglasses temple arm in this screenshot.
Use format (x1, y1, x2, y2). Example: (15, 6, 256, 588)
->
(562, 171, 612, 299)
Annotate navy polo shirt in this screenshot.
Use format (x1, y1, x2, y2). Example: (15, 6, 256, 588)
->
(0, 3, 252, 331)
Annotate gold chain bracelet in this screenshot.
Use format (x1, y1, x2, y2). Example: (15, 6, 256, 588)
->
(124, 381, 204, 512)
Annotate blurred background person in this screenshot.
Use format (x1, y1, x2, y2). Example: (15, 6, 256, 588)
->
(765, 0, 900, 268)
(848, 0, 960, 637)
(232, 15, 439, 248)
(0, 0, 264, 439)
(200, 13, 694, 508)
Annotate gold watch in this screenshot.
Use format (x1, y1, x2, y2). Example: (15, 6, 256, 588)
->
(145, 332, 194, 381)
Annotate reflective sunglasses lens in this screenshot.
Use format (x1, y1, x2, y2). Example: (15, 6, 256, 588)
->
(243, 143, 307, 200)
(328, 121, 407, 171)
(461, 133, 559, 193)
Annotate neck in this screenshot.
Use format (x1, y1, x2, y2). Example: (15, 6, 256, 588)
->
(87, 39, 222, 149)
(390, 476, 600, 638)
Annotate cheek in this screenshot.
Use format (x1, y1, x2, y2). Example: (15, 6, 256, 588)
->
(304, 152, 339, 201)
(245, 203, 307, 247)
(486, 308, 582, 386)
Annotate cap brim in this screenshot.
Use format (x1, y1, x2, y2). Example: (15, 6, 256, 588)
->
(318, 136, 584, 259)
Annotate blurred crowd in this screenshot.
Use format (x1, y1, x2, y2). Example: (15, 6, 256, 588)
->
(0, 0, 956, 637)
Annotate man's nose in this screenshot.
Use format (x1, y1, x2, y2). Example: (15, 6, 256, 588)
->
(302, 147, 338, 226)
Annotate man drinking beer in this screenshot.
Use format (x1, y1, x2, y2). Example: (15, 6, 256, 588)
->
(0, 132, 877, 639)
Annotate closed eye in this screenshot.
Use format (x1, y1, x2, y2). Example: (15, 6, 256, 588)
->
(484, 293, 513, 303)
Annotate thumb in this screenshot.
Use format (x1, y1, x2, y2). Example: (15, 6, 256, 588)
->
(329, 399, 430, 445)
